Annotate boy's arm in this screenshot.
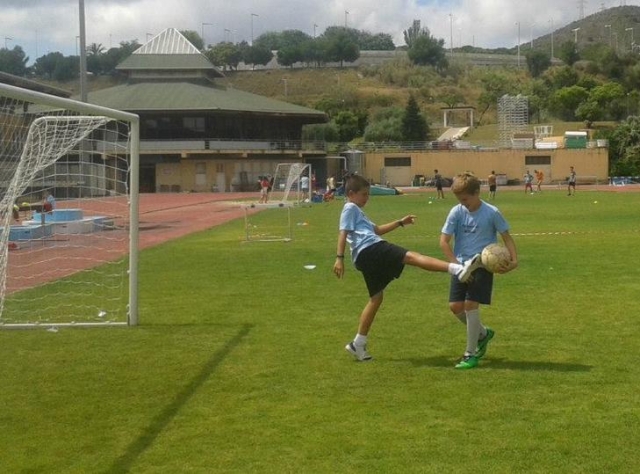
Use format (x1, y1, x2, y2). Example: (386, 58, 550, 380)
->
(497, 231, 518, 273)
(439, 233, 457, 263)
(374, 215, 417, 235)
(333, 230, 349, 279)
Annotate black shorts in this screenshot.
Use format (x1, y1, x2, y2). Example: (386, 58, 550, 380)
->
(449, 267, 494, 305)
(489, 185, 497, 192)
(355, 241, 407, 297)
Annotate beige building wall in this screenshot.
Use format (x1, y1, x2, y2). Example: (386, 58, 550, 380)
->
(362, 148, 609, 186)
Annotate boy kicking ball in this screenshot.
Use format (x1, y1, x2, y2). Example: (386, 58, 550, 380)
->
(333, 174, 481, 361)
(440, 173, 518, 369)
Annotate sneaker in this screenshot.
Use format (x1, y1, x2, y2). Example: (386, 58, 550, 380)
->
(475, 327, 495, 359)
(457, 254, 482, 283)
(455, 354, 478, 370)
(345, 342, 372, 361)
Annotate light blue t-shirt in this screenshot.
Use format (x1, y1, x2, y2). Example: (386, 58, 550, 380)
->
(441, 200, 509, 262)
(339, 202, 382, 263)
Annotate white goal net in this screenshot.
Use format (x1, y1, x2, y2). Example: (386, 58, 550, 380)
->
(271, 163, 312, 204)
(0, 83, 139, 328)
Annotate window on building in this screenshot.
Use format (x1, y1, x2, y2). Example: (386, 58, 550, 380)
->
(525, 155, 551, 165)
(384, 157, 411, 166)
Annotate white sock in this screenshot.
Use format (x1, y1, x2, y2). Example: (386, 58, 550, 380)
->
(454, 312, 466, 325)
(448, 263, 463, 275)
(465, 309, 482, 355)
(354, 334, 367, 346)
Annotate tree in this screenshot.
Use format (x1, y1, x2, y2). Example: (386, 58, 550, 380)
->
(403, 20, 424, 49)
(206, 42, 242, 70)
(608, 115, 640, 175)
(402, 95, 428, 141)
(333, 111, 360, 142)
(557, 40, 580, 66)
(243, 45, 273, 68)
(526, 50, 551, 78)
(33, 52, 64, 79)
(0, 46, 29, 76)
(407, 33, 447, 71)
(181, 30, 204, 50)
(548, 85, 589, 121)
(576, 82, 626, 124)
(440, 86, 465, 108)
(363, 107, 404, 142)
(275, 30, 312, 67)
(357, 32, 395, 50)
(476, 71, 516, 123)
(320, 28, 360, 66)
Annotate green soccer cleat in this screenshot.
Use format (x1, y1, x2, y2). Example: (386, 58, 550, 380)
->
(455, 354, 479, 370)
(476, 327, 495, 359)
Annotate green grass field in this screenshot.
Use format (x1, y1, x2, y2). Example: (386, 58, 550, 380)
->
(1, 187, 639, 473)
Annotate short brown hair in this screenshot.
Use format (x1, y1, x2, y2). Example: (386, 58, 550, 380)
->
(345, 174, 369, 194)
(451, 172, 480, 195)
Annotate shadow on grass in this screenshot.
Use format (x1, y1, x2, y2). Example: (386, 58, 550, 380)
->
(104, 323, 253, 474)
(399, 355, 592, 372)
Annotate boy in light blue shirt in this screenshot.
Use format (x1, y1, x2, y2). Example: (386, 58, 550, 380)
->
(440, 173, 518, 369)
(334, 175, 481, 361)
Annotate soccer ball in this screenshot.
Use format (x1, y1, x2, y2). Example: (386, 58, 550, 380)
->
(481, 244, 510, 273)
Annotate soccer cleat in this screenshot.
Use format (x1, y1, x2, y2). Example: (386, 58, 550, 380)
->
(455, 354, 479, 370)
(345, 342, 373, 361)
(457, 253, 482, 283)
(475, 327, 495, 359)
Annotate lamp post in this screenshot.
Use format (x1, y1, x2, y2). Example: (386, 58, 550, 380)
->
(313, 23, 318, 38)
(251, 13, 258, 45)
(224, 28, 231, 43)
(4, 36, 12, 49)
(201, 22, 212, 47)
(626, 27, 634, 52)
(146, 32, 153, 42)
(344, 10, 349, 28)
(572, 27, 580, 44)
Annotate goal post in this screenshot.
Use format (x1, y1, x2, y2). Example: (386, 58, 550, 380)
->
(0, 82, 140, 328)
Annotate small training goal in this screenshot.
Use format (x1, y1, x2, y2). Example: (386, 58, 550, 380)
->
(0, 83, 140, 328)
(243, 163, 311, 242)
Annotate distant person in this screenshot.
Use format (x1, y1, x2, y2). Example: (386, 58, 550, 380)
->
(327, 175, 336, 193)
(334, 174, 480, 361)
(568, 166, 577, 196)
(488, 171, 497, 200)
(535, 169, 544, 192)
(434, 169, 445, 199)
(523, 170, 534, 194)
(300, 173, 310, 201)
(258, 176, 270, 204)
(42, 191, 56, 212)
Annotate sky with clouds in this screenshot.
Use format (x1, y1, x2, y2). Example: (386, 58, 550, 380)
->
(1, 0, 637, 63)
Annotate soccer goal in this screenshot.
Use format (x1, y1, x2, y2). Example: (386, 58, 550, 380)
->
(0, 83, 140, 328)
(271, 162, 312, 205)
(244, 202, 293, 242)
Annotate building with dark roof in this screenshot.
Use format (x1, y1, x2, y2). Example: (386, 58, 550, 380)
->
(83, 28, 328, 192)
